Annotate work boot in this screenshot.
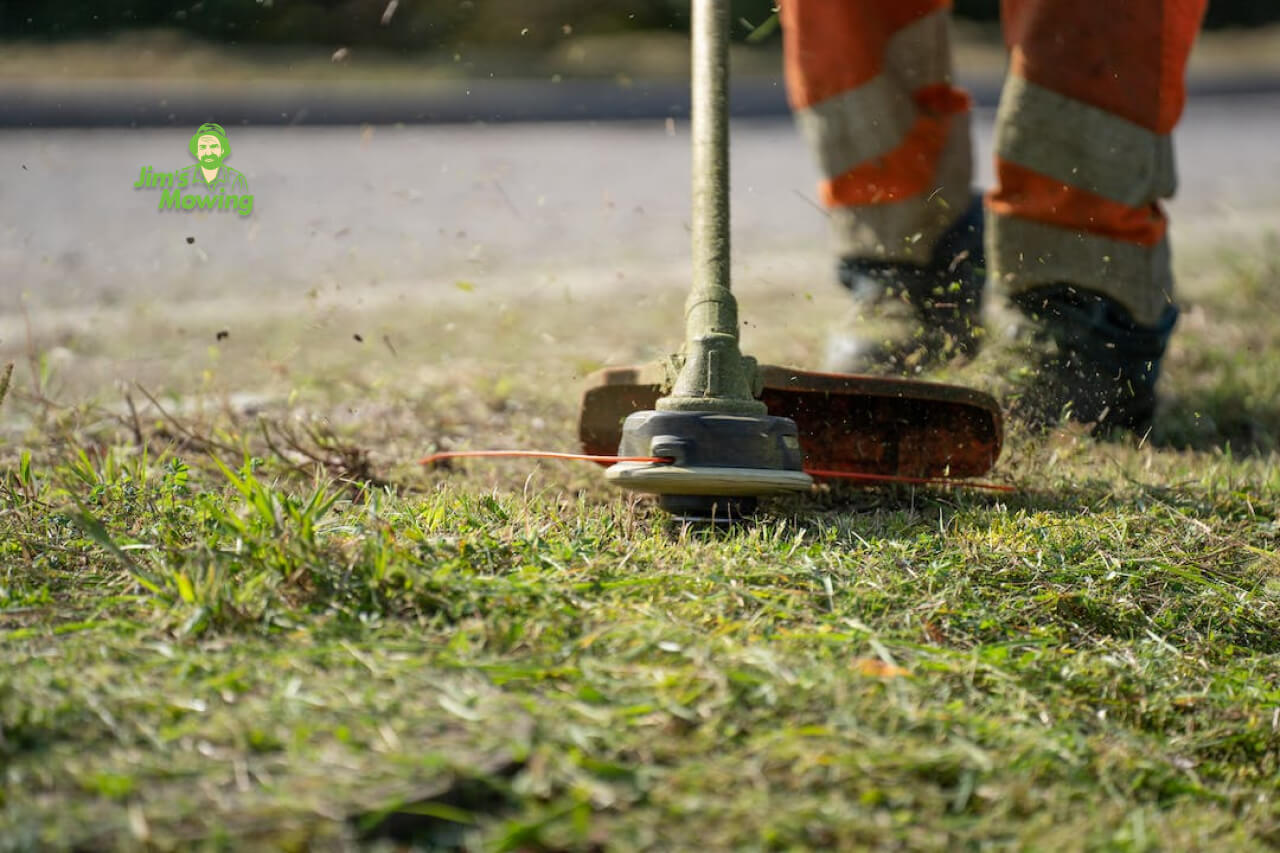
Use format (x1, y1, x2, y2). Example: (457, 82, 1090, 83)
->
(825, 195, 986, 375)
(1001, 285, 1178, 435)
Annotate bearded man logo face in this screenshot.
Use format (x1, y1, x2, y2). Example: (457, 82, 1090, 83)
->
(195, 134, 225, 169)
(188, 123, 233, 179)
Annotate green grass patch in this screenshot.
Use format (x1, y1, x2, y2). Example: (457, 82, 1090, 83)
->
(3, 243, 1280, 848)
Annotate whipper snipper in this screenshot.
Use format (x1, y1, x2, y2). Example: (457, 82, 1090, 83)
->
(589, 0, 1004, 521)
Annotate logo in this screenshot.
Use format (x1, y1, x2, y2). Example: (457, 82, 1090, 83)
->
(133, 123, 254, 217)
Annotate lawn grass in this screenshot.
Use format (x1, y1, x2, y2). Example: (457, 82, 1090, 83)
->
(3, 238, 1280, 850)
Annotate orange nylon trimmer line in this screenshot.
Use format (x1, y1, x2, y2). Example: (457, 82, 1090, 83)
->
(802, 467, 1017, 493)
(417, 450, 1017, 494)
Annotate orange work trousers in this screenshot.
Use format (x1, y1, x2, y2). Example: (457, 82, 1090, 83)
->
(781, 0, 1208, 325)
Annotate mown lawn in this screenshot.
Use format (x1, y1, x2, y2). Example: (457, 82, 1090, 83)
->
(3, 240, 1280, 850)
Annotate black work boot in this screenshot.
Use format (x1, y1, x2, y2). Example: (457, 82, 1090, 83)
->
(1004, 285, 1178, 435)
(825, 195, 986, 375)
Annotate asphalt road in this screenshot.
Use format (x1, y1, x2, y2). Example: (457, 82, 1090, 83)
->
(3, 92, 1279, 323)
(4, 72, 1278, 128)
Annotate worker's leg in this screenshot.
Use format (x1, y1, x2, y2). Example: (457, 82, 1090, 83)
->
(782, 0, 983, 374)
(989, 0, 1207, 327)
(988, 0, 1207, 431)
(782, 0, 972, 262)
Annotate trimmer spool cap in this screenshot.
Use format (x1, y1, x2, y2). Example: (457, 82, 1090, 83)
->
(606, 409, 813, 521)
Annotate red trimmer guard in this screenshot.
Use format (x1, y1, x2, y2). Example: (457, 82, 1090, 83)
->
(579, 364, 1003, 480)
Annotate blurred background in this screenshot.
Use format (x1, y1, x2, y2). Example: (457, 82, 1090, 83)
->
(4, 0, 1280, 78)
(5, 1, 1280, 117)
(2, 1, 1280, 424)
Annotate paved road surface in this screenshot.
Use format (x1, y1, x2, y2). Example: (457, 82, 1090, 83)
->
(2, 93, 1279, 323)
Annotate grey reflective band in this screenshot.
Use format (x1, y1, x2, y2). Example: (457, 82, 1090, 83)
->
(989, 213, 1175, 326)
(994, 74, 1178, 207)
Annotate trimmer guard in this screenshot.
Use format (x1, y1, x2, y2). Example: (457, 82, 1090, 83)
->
(579, 364, 1003, 480)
